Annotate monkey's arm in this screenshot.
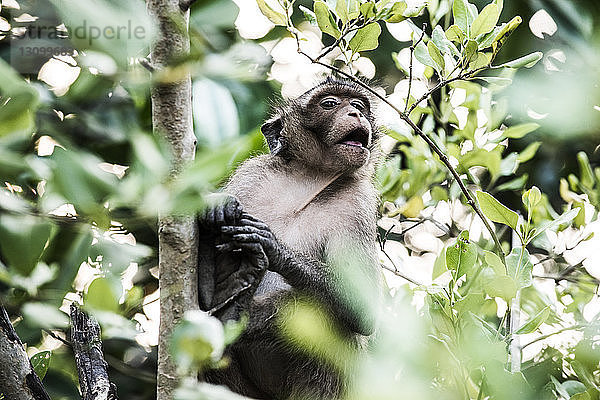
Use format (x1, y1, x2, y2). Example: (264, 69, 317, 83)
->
(220, 215, 379, 335)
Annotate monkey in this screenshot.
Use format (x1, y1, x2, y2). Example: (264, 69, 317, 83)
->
(198, 77, 382, 400)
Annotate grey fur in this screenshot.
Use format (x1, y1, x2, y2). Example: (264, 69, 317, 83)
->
(200, 78, 382, 399)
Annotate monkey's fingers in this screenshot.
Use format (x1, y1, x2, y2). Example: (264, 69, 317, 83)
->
(240, 212, 266, 224)
(239, 218, 270, 231)
(234, 242, 268, 269)
(215, 243, 239, 252)
(220, 225, 273, 240)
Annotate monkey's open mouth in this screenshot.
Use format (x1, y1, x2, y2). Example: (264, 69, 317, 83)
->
(339, 128, 369, 148)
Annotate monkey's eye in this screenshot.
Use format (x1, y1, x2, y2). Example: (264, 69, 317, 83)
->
(350, 100, 367, 113)
(320, 97, 340, 110)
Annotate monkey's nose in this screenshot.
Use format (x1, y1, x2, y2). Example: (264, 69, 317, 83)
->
(348, 110, 361, 119)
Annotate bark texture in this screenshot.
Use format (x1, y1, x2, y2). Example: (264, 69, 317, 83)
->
(147, 1, 199, 399)
(0, 303, 50, 400)
(70, 304, 118, 400)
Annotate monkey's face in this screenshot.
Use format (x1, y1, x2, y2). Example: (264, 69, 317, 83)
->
(261, 79, 379, 174)
(312, 94, 373, 168)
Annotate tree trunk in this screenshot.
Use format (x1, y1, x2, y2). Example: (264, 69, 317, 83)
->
(146, 1, 199, 399)
(70, 304, 118, 400)
(0, 303, 51, 400)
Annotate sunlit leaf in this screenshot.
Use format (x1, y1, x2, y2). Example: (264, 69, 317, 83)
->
(86, 276, 122, 312)
(385, 1, 407, 23)
(22, 302, 69, 329)
(499, 52, 543, 69)
(492, 16, 522, 55)
(516, 142, 541, 163)
(476, 190, 519, 230)
(452, 0, 471, 35)
(31, 351, 51, 380)
(528, 208, 580, 243)
(471, 4, 500, 37)
(503, 122, 540, 138)
(315, 1, 341, 39)
(256, 0, 287, 25)
(515, 306, 550, 334)
(505, 247, 533, 289)
(484, 250, 506, 276)
(349, 23, 381, 53)
(445, 231, 477, 279)
(427, 41, 445, 73)
(299, 5, 317, 25)
(414, 42, 438, 70)
(445, 24, 464, 42)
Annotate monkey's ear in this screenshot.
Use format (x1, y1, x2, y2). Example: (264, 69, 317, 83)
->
(261, 117, 286, 156)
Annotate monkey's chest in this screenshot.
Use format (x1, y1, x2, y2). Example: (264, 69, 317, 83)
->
(242, 183, 354, 256)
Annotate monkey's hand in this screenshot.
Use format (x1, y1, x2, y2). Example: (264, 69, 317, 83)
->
(198, 193, 243, 234)
(219, 213, 286, 272)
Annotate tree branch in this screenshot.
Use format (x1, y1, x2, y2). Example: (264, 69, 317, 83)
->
(70, 304, 118, 400)
(0, 302, 51, 400)
(147, 1, 199, 398)
(405, 24, 427, 114)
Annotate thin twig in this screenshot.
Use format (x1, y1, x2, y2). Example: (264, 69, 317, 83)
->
(405, 24, 427, 113)
(520, 324, 586, 349)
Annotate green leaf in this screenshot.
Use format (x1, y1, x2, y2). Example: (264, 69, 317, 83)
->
(414, 42, 438, 70)
(432, 25, 460, 57)
(517, 142, 541, 163)
(31, 351, 51, 380)
(171, 310, 226, 370)
(495, 174, 529, 192)
(515, 306, 550, 334)
(385, 1, 407, 22)
(432, 248, 448, 279)
(478, 25, 502, 49)
(476, 190, 519, 230)
(452, 0, 471, 35)
(299, 5, 317, 25)
(499, 52, 543, 68)
(503, 122, 540, 138)
(0, 59, 39, 137)
(484, 250, 506, 276)
(256, 0, 287, 25)
(86, 276, 122, 312)
(445, 24, 464, 42)
(349, 22, 381, 52)
(22, 302, 69, 329)
(492, 15, 522, 55)
(360, 2, 376, 19)
(427, 41, 445, 73)
(528, 208, 580, 243)
(571, 393, 592, 400)
(483, 274, 517, 301)
(463, 39, 478, 63)
(402, 0, 426, 17)
(0, 215, 52, 276)
(577, 152, 595, 189)
(471, 4, 500, 37)
(335, 0, 349, 23)
(505, 247, 533, 289)
(445, 231, 477, 279)
(522, 186, 542, 209)
(469, 52, 491, 69)
(315, 1, 341, 39)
